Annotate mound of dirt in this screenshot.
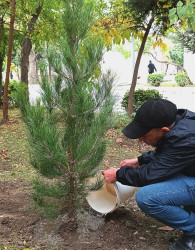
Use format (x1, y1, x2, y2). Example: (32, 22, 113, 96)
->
(0, 178, 180, 249)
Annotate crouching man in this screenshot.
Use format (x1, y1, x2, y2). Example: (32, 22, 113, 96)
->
(103, 98, 195, 250)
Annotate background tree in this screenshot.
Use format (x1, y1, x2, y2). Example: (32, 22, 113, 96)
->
(169, 1, 195, 54)
(0, 0, 64, 120)
(2, 0, 16, 122)
(20, 3, 43, 85)
(169, 0, 195, 29)
(174, 28, 195, 54)
(123, 0, 184, 116)
(151, 31, 184, 73)
(0, 18, 6, 104)
(18, 0, 63, 85)
(169, 44, 183, 66)
(1, 0, 63, 86)
(94, 0, 185, 115)
(14, 0, 114, 227)
(0, 0, 9, 105)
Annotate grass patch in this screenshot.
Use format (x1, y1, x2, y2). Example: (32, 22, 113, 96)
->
(0, 109, 37, 181)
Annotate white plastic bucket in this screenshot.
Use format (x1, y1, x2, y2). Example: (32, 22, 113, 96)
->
(86, 181, 136, 214)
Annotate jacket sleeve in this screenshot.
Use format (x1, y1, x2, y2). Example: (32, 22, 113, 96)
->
(138, 150, 156, 165)
(116, 145, 195, 187)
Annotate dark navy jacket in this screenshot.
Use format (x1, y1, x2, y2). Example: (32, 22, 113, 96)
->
(116, 109, 195, 187)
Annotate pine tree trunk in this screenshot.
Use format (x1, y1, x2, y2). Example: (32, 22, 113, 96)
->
(127, 17, 154, 116)
(67, 37, 78, 227)
(20, 4, 43, 85)
(67, 166, 77, 229)
(2, 0, 16, 121)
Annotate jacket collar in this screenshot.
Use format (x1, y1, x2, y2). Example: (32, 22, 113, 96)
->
(156, 109, 187, 148)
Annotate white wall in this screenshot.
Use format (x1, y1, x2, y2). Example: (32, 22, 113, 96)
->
(184, 51, 195, 84)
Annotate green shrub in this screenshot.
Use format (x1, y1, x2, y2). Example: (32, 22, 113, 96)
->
(175, 73, 190, 87)
(121, 88, 164, 112)
(112, 112, 131, 129)
(147, 74, 164, 86)
(1, 80, 27, 106)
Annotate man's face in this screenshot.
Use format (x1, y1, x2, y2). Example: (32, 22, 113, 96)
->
(138, 128, 165, 147)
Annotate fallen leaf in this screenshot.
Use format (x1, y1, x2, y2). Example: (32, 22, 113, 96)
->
(158, 226, 173, 231)
(108, 152, 116, 157)
(116, 138, 123, 144)
(139, 237, 146, 240)
(0, 150, 9, 160)
(104, 160, 110, 167)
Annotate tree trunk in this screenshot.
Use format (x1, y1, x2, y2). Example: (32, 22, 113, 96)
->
(2, 0, 16, 122)
(127, 17, 154, 116)
(0, 18, 6, 107)
(20, 38, 32, 84)
(29, 49, 38, 84)
(0, 59, 3, 106)
(20, 4, 43, 85)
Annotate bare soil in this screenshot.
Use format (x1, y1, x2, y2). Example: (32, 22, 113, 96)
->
(0, 110, 181, 249)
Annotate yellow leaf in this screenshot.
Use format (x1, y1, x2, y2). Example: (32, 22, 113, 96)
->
(105, 36, 112, 46)
(153, 41, 158, 49)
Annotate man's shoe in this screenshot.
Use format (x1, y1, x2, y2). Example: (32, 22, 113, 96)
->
(169, 235, 195, 250)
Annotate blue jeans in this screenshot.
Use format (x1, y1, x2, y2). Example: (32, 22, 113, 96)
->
(135, 174, 195, 235)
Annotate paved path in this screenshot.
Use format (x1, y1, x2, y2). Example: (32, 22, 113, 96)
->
(29, 84, 195, 113)
(113, 84, 195, 112)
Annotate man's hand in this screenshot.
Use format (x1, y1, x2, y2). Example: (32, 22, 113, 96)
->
(119, 158, 139, 168)
(102, 167, 117, 183)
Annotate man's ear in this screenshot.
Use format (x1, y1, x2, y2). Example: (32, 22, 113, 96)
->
(161, 127, 170, 134)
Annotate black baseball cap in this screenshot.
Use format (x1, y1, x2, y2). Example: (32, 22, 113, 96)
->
(122, 98, 177, 139)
